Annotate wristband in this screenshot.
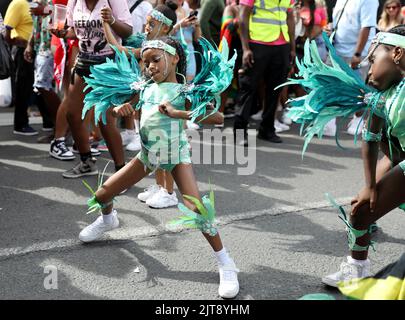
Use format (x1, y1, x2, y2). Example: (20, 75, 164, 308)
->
(362, 127, 382, 142)
(354, 52, 361, 58)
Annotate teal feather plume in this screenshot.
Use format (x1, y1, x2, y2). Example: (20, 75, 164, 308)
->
(184, 38, 236, 122)
(82, 47, 144, 125)
(277, 33, 377, 155)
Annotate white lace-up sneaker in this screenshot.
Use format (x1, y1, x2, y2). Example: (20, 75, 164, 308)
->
(281, 111, 292, 125)
(347, 115, 363, 136)
(126, 133, 141, 151)
(274, 119, 290, 133)
(322, 118, 337, 137)
(137, 184, 161, 202)
(146, 188, 178, 209)
(250, 110, 263, 121)
(322, 256, 371, 288)
(79, 210, 119, 242)
(218, 259, 240, 299)
(120, 130, 135, 146)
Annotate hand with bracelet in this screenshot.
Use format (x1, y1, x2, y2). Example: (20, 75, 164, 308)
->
(101, 6, 116, 25)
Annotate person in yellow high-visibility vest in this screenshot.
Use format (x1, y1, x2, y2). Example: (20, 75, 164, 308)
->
(233, 0, 296, 146)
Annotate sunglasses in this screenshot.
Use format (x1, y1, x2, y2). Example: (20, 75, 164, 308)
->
(386, 5, 400, 10)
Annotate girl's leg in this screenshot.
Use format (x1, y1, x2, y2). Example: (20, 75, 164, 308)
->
(171, 163, 239, 298)
(65, 74, 90, 154)
(171, 164, 223, 251)
(155, 169, 165, 188)
(79, 157, 150, 242)
(350, 164, 405, 260)
(163, 171, 174, 194)
(99, 109, 125, 169)
(96, 157, 150, 214)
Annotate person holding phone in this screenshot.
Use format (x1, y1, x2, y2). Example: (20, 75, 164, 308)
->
(170, 0, 201, 81)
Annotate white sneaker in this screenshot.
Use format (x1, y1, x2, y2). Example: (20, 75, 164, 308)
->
(322, 256, 371, 288)
(79, 210, 119, 243)
(126, 133, 141, 151)
(186, 120, 200, 130)
(146, 188, 178, 209)
(120, 129, 135, 146)
(322, 118, 337, 137)
(137, 184, 161, 202)
(250, 110, 263, 121)
(218, 259, 240, 299)
(274, 119, 290, 133)
(281, 111, 292, 125)
(347, 115, 363, 136)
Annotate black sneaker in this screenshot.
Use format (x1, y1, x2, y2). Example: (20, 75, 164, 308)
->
(13, 126, 38, 136)
(62, 158, 98, 178)
(224, 105, 236, 119)
(257, 131, 283, 143)
(50, 139, 76, 160)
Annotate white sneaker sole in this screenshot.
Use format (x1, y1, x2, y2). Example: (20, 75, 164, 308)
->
(49, 151, 76, 161)
(218, 284, 239, 299)
(147, 201, 178, 209)
(13, 130, 38, 136)
(321, 277, 339, 288)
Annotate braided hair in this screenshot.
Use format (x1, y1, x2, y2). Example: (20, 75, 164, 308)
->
(160, 36, 187, 84)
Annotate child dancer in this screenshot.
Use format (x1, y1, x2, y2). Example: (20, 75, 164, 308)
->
(105, 3, 181, 209)
(79, 36, 240, 298)
(283, 26, 405, 287)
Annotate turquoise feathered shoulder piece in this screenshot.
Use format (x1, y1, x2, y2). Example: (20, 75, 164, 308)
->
(183, 38, 237, 122)
(123, 32, 147, 49)
(279, 33, 378, 154)
(82, 47, 145, 125)
(169, 189, 218, 236)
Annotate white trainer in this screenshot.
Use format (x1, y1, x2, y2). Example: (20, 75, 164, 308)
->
(218, 259, 240, 299)
(250, 110, 263, 121)
(322, 256, 371, 288)
(137, 184, 161, 202)
(347, 115, 363, 136)
(281, 111, 292, 125)
(274, 119, 290, 133)
(126, 133, 141, 151)
(120, 130, 135, 146)
(79, 210, 119, 243)
(146, 188, 178, 209)
(322, 118, 337, 137)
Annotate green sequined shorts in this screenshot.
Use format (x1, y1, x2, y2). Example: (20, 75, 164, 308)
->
(136, 144, 192, 172)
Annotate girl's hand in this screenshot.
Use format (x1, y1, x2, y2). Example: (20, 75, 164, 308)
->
(351, 186, 378, 215)
(113, 103, 134, 117)
(101, 6, 115, 25)
(158, 102, 177, 118)
(50, 28, 67, 38)
(178, 15, 198, 29)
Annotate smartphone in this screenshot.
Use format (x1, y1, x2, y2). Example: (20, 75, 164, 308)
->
(188, 10, 198, 18)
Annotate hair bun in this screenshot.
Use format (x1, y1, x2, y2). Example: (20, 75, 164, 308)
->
(165, 0, 178, 11)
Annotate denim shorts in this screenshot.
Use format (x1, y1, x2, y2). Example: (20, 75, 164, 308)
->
(34, 52, 54, 90)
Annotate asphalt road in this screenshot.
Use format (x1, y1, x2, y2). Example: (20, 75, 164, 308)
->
(1, 110, 404, 300)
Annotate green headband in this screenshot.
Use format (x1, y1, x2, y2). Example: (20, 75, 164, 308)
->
(372, 32, 405, 48)
(150, 10, 173, 27)
(141, 40, 177, 56)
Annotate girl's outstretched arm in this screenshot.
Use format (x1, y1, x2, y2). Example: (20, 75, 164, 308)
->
(103, 20, 129, 54)
(112, 94, 140, 117)
(158, 101, 224, 125)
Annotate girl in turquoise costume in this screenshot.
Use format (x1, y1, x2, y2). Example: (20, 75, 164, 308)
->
(282, 25, 405, 287)
(78, 35, 240, 298)
(105, 2, 183, 209)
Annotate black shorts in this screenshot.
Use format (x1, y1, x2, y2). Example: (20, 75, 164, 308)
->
(71, 53, 114, 84)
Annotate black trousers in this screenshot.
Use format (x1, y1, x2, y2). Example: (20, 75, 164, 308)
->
(13, 47, 34, 130)
(234, 43, 290, 135)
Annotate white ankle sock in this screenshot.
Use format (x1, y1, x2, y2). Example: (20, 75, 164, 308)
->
(215, 248, 232, 266)
(102, 212, 114, 224)
(348, 256, 369, 266)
